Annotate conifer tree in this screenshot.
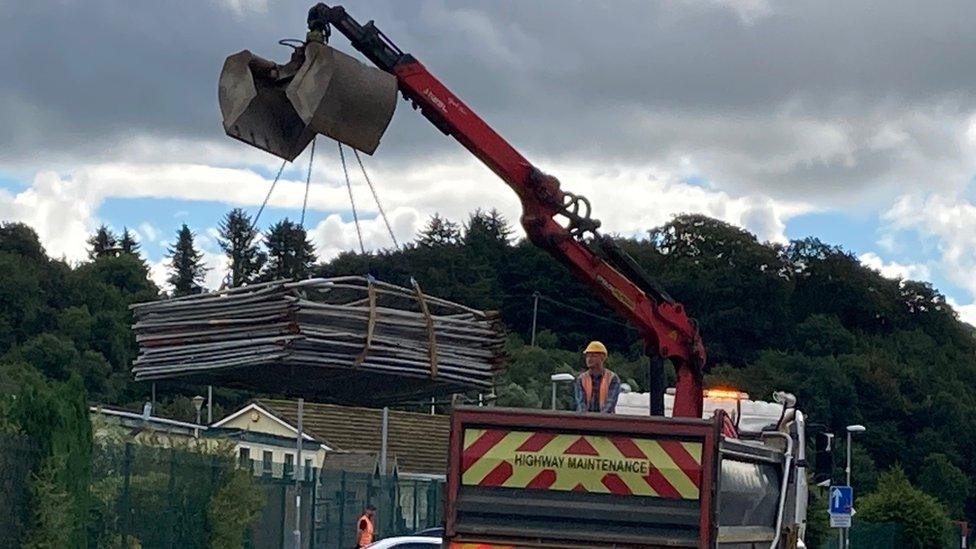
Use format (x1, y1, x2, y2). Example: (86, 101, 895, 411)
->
(260, 219, 317, 281)
(217, 208, 266, 287)
(86, 225, 118, 259)
(166, 224, 208, 296)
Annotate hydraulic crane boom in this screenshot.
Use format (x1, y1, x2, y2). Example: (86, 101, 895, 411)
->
(263, 4, 709, 417)
(306, 4, 707, 417)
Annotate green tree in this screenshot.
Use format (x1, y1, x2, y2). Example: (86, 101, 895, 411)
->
(0, 222, 49, 263)
(793, 314, 855, 356)
(218, 208, 266, 287)
(7, 372, 92, 549)
(261, 219, 316, 281)
(119, 227, 140, 256)
(917, 454, 969, 519)
(463, 209, 512, 253)
(56, 306, 93, 350)
(87, 224, 118, 259)
(207, 469, 266, 549)
(647, 214, 793, 365)
(418, 214, 462, 247)
(166, 224, 208, 296)
(859, 467, 949, 547)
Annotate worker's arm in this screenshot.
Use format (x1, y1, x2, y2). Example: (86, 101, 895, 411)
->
(602, 375, 621, 414)
(573, 377, 586, 412)
(308, 4, 706, 417)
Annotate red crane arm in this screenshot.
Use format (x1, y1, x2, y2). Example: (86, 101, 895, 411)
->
(309, 4, 706, 417)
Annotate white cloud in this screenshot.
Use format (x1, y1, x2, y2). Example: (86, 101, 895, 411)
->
(148, 258, 169, 291)
(2, 151, 811, 272)
(947, 297, 976, 327)
(310, 207, 421, 260)
(677, 0, 774, 24)
(0, 171, 96, 262)
(882, 193, 976, 296)
(212, 0, 267, 17)
(138, 222, 159, 243)
(858, 252, 931, 282)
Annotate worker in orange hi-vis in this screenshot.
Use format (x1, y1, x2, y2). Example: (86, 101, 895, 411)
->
(574, 341, 621, 413)
(356, 504, 376, 548)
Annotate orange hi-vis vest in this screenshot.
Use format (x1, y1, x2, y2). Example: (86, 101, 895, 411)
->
(357, 514, 374, 547)
(580, 369, 616, 410)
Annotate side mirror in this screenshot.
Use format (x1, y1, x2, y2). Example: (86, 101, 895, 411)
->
(814, 432, 834, 485)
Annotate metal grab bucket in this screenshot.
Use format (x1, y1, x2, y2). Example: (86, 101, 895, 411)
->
(218, 42, 397, 161)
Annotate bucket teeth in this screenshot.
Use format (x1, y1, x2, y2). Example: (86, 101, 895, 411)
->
(218, 43, 398, 161)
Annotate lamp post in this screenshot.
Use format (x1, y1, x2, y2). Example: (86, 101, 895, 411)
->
(531, 292, 540, 347)
(192, 395, 205, 439)
(844, 424, 866, 548)
(550, 373, 575, 410)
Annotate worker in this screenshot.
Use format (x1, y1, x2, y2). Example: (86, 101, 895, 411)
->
(356, 503, 376, 548)
(574, 341, 620, 413)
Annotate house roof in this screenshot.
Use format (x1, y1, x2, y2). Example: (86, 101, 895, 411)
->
(255, 399, 451, 477)
(320, 451, 397, 476)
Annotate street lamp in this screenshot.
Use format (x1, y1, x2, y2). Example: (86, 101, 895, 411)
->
(192, 395, 205, 438)
(845, 424, 866, 486)
(844, 424, 866, 549)
(550, 373, 575, 410)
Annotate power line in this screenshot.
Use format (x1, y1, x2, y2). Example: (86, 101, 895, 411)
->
(533, 292, 634, 329)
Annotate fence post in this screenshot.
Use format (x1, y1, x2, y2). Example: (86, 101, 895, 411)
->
(338, 471, 346, 548)
(387, 477, 392, 536)
(426, 481, 436, 528)
(167, 448, 177, 547)
(278, 482, 288, 549)
(412, 480, 419, 532)
(308, 468, 317, 549)
(120, 443, 133, 543)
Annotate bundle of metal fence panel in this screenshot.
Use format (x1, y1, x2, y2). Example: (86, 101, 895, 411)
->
(130, 277, 505, 404)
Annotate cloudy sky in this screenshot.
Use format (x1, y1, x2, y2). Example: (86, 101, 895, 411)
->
(3, 0, 976, 323)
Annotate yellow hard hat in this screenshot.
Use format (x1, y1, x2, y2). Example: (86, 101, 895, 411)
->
(583, 341, 608, 355)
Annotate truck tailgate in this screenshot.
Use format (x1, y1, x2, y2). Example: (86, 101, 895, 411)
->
(445, 408, 722, 548)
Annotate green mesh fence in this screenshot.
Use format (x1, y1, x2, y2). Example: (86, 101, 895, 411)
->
(0, 434, 40, 547)
(816, 521, 971, 549)
(311, 469, 444, 548)
(88, 442, 239, 548)
(848, 522, 904, 548)
(1, 439, 446, 548)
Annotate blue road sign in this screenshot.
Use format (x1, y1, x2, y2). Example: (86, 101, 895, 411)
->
(829, 485, 853, 515)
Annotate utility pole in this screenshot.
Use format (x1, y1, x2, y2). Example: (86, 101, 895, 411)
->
(531, 291, 540, 347)
(207, 385, 213, 424)
(294, 398, 304, 549)
(380, 407, 389, 477)
(843, 424, 866, 549)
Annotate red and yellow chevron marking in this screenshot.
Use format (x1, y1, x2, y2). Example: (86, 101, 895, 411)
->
(461, 428, 702, 499)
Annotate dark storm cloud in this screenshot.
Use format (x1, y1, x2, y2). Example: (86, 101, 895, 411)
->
(3, 0, 976, 204)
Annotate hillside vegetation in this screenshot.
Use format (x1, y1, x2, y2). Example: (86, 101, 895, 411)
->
(2, 211, 974, 534)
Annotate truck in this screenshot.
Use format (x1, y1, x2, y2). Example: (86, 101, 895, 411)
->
(444, 390, 809, 548)
(218, 5, 818, 546)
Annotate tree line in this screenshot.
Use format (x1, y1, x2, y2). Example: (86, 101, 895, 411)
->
(3, 207, 976, 544)
(88, 210, 317, 296)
